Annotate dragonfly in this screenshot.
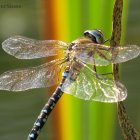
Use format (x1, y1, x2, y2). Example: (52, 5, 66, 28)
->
(0, 30, 140, 140)
(0, 29, 140, 102)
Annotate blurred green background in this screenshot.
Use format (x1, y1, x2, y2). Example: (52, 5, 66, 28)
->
(0, 0, 139, 140)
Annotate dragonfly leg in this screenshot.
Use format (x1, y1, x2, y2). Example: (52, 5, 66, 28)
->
(93, 63, 108, 80)
(95, 72, 113, 81)
(93, 65, 100, 78)
(93, 63, 113, 79)
(91, 54, 101, 78)
(99, 72, 113, 76)
(92, 50, 113, 79)
(96, 50, 111, 61)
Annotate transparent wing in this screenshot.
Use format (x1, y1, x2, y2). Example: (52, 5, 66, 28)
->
(74, 43, 140, 66)
(112, 45, 140, 63)
(61, 64, 127, 102)
(0, 59, 66, 91)
(2, 36, 68, 59)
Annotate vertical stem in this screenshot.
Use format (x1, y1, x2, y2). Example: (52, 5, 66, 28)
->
(111, 0, 123, 80)
(111, 0, 140, 139)
(117, 102, 140, 140)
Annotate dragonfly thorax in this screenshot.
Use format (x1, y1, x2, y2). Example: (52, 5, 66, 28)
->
(66, 37, 94, 81)
(68, 37, 93, 51)
(66, 37, 93, 61)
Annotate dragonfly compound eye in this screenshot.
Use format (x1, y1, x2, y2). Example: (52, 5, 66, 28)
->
(84, 29, 104, 44)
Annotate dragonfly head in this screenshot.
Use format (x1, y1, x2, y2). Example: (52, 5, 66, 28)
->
(84, 29, 104, 44)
